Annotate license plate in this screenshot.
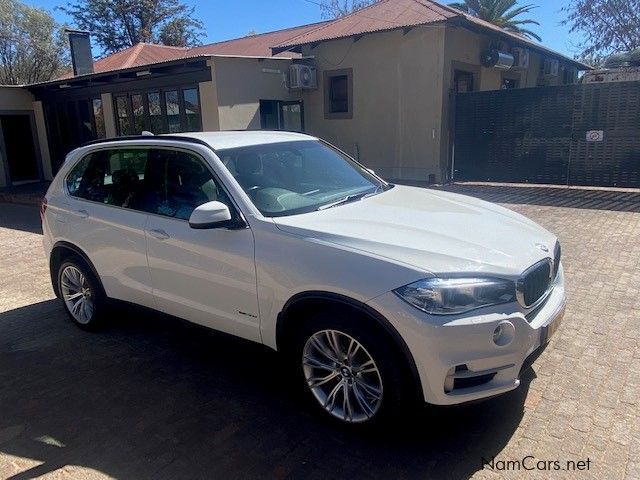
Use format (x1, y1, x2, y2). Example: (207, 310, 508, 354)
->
(540, 305, 565, 344)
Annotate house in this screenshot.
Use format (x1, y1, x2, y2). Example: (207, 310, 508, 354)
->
(0, 0, 588, 188)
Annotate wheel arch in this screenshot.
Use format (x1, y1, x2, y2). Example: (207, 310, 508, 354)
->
(50, 241, 105, 298)
(276, 291, 423, 399)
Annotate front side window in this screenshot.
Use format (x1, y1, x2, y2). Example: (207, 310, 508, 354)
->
(217, 140, 388, 217)
(150, 150, 229, 220)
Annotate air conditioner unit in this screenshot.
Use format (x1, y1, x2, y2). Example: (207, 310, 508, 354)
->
(481, 49, 514, 70)
(512, 47, 530, 69)
(543, 59, 560, 77)
(289, 64, 317, 89)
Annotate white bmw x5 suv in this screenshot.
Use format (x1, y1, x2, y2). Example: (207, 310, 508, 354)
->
(42, 131, 565, 425)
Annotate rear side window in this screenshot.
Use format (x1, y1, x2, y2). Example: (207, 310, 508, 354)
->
(66, 155, 92, 197)
(66, 147, 232, 220)
(66, 149, 148, 208)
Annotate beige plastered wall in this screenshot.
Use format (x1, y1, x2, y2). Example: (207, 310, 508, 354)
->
(213, 56, 300, 131)
(301, 26, 447, 182)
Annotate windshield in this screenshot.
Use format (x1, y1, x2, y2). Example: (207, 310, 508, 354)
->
(216, 140, 390, 217)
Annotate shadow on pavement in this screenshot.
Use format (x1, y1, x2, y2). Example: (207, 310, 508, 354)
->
(0, 299, 536, 480)
(0, 204, 42, 235)
(430, 183, 640, 212)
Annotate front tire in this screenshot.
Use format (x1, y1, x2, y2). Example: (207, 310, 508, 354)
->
(57, 256, 106, 330)
(294, 309, 415, 426)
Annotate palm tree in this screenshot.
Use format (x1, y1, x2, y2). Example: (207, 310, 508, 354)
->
(449, 0, 542, 41)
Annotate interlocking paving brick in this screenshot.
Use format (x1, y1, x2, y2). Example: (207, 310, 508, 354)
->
(1, 183, 639, 480)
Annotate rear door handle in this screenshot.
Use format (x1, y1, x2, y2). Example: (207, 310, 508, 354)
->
(76, 209, 89, 219)
(148, 229, 170, 240)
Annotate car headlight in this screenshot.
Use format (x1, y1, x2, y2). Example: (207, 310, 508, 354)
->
(393, 277, 516, 315)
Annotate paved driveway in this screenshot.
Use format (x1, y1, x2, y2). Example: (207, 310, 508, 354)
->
(0, 185, 639, 480)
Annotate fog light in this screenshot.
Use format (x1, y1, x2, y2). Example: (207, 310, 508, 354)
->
(444, 367, 455, 393)
(492, 321, 515, 347)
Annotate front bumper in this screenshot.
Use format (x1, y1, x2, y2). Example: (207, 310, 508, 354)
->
(366, 265, 566, 405)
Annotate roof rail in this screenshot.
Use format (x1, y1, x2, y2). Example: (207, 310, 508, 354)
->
(80, 135, 216, 151)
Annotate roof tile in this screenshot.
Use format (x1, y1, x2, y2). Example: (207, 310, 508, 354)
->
(58, 22, 329, 79)
(274, 0, 457, 49)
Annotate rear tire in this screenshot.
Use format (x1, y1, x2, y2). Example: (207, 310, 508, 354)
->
(292, 308, 415, 427)
(57, 255, 107, 330)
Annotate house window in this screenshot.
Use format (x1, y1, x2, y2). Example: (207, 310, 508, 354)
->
(131, 93, 145, 134)
(115, 96, 131, 135)
(329, 76, 348, 112)
(562, 68, 577, 85)
(92, 98, 105, 138)
(114, 86, 200, 136)
(259, 100, 304, 131)
(324, 69, 353, 119)
(165, 90, 181, 133)
(147, 92, 163, 133)
(454, 70, 475, 93)
(182, 88, 201, 132)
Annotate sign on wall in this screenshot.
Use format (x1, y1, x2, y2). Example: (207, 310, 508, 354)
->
(586, 130, 604, 142)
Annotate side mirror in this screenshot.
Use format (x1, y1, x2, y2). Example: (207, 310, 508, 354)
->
(189, 201, 232, 229)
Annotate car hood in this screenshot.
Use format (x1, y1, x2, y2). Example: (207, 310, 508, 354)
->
(272, 185, 557, 277)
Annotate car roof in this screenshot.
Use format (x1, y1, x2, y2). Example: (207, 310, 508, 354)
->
(167, 130, 317, 150)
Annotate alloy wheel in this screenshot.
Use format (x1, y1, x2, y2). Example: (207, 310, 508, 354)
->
(60, 265, 94, 325)
(302, 329, 383, 423)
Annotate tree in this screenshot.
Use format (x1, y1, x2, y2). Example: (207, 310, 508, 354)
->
(61, 0, 204, 55)
(0, 0, 67, 85)
(562, 0, 640, 62)
(157, 17, 202, 48)
(448, 0, 541, 41)
(319, 0, 378, 19)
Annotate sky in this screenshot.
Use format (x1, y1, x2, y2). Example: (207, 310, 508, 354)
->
(23, 0, 585, 58)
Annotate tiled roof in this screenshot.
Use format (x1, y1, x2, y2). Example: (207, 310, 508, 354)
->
(56, 1, 589, 81)
(189, 22, 329, 58)
(272, 0, 590, 69)
(274, 0, 457, 50)
(58, 22, 329, 79)
(58, 43, 189, 79)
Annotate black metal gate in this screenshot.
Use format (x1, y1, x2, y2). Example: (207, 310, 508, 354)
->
(453, 81, 640, 188)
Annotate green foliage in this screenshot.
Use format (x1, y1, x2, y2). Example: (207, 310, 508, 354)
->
(61, 0, 204, 55)
(448, 0, 542, 41)
(0, 0, 67, 84)
(319, 0, 378, 19)
(562, 0, 640, 63)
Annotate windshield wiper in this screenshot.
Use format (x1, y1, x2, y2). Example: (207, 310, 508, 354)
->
(317, 186, 383, 211)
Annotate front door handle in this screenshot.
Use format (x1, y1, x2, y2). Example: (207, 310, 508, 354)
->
(76, 209, 89, 219)
(148, 229, 170, 240)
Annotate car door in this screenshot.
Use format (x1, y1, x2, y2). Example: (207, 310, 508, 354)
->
(63, 147, 155, 308)
(144, 147, 260, 343)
